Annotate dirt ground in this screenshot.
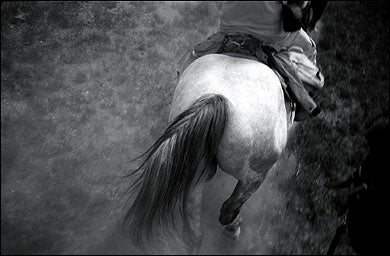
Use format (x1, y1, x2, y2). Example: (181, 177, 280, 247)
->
(1, 1, 388, 255)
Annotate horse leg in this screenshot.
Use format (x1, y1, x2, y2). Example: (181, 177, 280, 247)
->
(182, 182, 204, 255)
(222, 212, 243, 240)
(219, 172, 265, 239)
(182, 162, 217, 254)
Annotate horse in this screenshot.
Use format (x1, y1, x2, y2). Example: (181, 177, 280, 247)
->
(326, 116, 388, 255)
(122, 53, 296, 254)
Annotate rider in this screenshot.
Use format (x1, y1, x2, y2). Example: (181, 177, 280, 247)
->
(221, 1, 315, 59)
(178, 1, 327, 121)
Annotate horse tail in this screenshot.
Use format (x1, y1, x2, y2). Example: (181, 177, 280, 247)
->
(123, 93, 228, 249)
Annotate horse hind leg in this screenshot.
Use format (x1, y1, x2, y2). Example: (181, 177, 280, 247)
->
(182, 182, 204, 255)
(182, 162, 217, 254)
(219, 160, 277, 240)
(222, 213, 243, 240)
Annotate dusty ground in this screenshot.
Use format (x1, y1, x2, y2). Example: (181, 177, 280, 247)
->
(1, 1, 388, 255)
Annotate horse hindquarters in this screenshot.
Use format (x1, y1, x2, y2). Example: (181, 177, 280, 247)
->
(123, 94, 228, 253)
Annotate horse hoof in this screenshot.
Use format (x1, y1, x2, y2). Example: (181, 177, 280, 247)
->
(219, 214, 233, 225)
(223, 226, 241, 240)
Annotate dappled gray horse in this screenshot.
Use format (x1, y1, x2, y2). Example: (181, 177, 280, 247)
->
(123, 54, 295, 254)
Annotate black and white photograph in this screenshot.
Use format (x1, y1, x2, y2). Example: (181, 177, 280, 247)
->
(1, 1, 389, 255)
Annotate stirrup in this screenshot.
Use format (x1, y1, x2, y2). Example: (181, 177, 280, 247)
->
(191, 49, 198, 58)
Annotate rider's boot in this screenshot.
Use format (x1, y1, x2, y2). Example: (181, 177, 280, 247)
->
(294, 103, 321, 121)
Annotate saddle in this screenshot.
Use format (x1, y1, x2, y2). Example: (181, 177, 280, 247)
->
(181, 32, 323, 118)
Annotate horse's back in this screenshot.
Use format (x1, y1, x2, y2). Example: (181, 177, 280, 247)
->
(171, 54, 290, 179)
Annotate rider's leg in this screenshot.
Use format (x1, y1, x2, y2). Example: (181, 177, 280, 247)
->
(276, 28, 318, 63)
(263, 28, 322, 121)
(260, 46, 320, 119)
